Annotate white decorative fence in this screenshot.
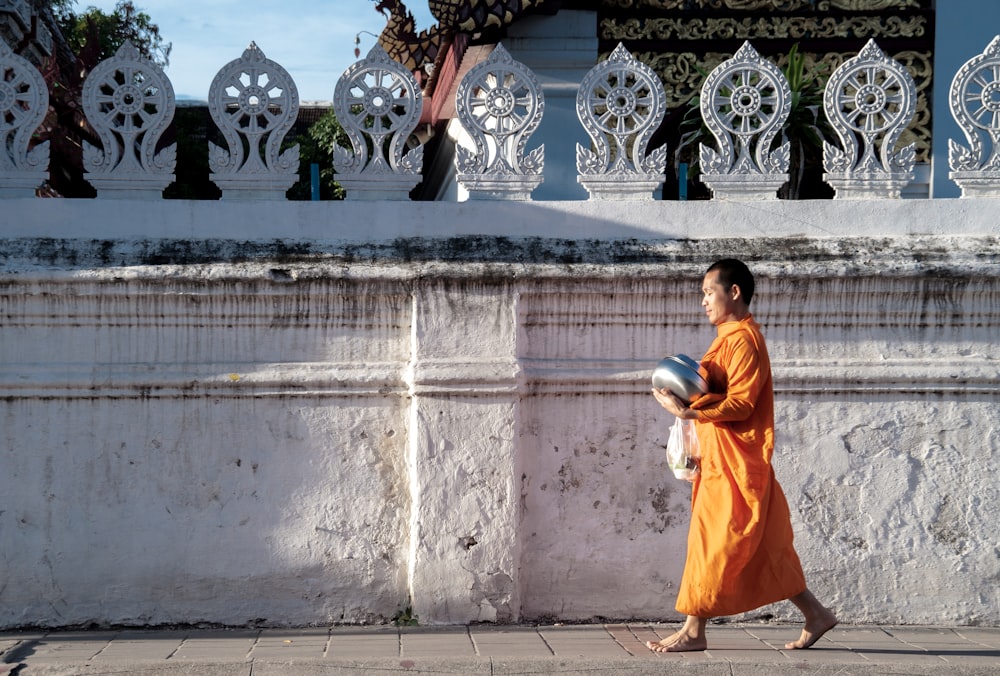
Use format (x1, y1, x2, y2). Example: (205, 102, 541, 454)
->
(6, 35, 1000, 199)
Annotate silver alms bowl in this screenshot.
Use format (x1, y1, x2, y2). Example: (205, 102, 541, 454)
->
(652, 354, 708, 403)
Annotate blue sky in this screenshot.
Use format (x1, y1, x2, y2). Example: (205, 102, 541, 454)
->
(80, 0, 436, 101)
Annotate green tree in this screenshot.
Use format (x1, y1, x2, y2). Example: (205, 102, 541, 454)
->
(55, 0, 171, 66)
(777, 44, 833, 199)
(164, 107, 351, 201)
(286, 109, 348, 201)
(36, 1, 171, 196)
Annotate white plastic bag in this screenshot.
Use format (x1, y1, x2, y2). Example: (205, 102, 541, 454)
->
(665, 417, 700, 480)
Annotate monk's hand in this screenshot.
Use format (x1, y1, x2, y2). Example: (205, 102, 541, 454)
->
(652, 387, 690, 418)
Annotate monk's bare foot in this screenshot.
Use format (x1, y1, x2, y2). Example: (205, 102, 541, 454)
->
(785, 609, 838, 649)
(646, 630, 707, 653)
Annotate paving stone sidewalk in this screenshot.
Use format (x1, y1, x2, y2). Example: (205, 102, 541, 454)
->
(2, 623, 999, 675)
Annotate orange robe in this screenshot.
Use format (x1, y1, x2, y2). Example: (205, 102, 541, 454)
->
(676, 315, 806, 617)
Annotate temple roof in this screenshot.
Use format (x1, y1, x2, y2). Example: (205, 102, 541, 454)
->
(374, 0, 559, 75)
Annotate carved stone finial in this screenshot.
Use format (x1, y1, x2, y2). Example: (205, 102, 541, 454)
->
(81, 40, 176, 199)
(455, 43, 544, 201)
(0, 37, 49, 197)
(576, 43, 667, 201)
(698, 41, 791, 201)
(822, 39, 917, 200)
(333, 43, 423, 200)
(208, 42, 300, 200)
(948, 36, 1000, 197)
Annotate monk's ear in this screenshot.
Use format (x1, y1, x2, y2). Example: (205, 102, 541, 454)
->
(730, 284, 742, 302)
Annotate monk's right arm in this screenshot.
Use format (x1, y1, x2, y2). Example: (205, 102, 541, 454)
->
(691, 338, 763, 423)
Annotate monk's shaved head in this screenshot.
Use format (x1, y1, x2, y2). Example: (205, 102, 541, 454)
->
(706, 258, 755, 306)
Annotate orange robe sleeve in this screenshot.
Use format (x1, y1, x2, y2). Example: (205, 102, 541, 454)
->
(674, 316, 807, 618)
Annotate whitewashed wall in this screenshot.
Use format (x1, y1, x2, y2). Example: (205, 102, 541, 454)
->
(1, 198, 999, 628)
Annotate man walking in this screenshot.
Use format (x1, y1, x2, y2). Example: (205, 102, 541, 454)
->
(649, 259, 837, 652)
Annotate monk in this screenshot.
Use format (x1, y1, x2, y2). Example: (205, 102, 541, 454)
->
(648, 258, 837, 652)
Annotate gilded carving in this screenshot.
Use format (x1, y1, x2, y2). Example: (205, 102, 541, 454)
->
(621, 51, 730, 108)
(600, 16, 927, 42)
(816, 0, 920, 10)
(599, 0, 815, 9)
(609, 47, 931, 163)
(709, 0, 812, 8)
(599, 0, 920, 9)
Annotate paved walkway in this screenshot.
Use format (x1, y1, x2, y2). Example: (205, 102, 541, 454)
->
(2, 623, 999, 675)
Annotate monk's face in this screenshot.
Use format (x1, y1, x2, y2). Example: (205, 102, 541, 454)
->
(701, 270, 745, 326)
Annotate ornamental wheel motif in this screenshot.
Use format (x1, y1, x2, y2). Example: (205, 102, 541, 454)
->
(0, 37, 49, 194)
(460, 66, 536, 137)
(699, 41, 790, 177)
(963, 73, 1000, 132)
(822, 39, 916, 176)
(333, 44, 422, 176)
(208, 42, 299, 176)
(702, 43, 787, 141)
(0, 37, 49, 173)
(211, 43, 296, 137)
(828, 65, 909, 135)
(455, 43, 543, 176)
(90, 72, 167, 135)
(576, 42, 666, 178)
(949, 36, 1000, 181)
(0, 54, 46, 134)
(340, 67, 412, 137)
(81, 40, 175, 176)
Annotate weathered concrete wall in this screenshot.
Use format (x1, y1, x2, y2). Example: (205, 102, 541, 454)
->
(516, 272, 1000, 626)
(0, 275, 414, 626)
(1, 199, 998, 628)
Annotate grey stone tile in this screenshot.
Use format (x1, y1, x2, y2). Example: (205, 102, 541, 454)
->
(328, 627, 398, 650)
(251, 645, 328, 658)
(0, 639, 27, 657)
(256, 629, 329, 645)
(935, 648, 1000, 662)
(21, 635, 116, 662)
(744, 625, 849, 650)
(778, 647, 870, 663)
(707, 648, 791, 663)
(327, 634, 399, 659)
(537, 629, 635, 659)
(92, 640, 183, 661)
(603, 625, 663, 659)
(401, 630, 475, 658)
(470, 627, 552, 658)
(883, 626, 964, 645)
(955, 628, 1000, 648)
(852, 649, 947, 665)
(171, 635, 256, 661)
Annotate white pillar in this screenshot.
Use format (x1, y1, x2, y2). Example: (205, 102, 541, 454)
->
(506, 10, 598, 201)
(405, 279, 522, 623)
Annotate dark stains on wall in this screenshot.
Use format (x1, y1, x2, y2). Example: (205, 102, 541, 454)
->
(3, 235, 999, 272)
